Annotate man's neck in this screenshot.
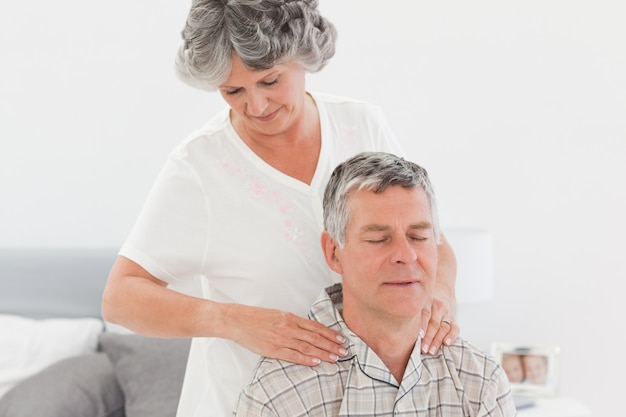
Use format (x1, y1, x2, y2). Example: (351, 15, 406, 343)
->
(342, 307, 421, 384)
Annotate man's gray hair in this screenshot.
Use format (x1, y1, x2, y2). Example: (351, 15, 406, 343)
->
(175, 0, 337, 91)
(323, 152, 440, 247)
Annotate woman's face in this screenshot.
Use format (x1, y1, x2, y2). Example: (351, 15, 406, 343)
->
(218, 54, 308, 138)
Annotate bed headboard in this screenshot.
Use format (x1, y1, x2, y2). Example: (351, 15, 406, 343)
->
(0, 248, 118, 319)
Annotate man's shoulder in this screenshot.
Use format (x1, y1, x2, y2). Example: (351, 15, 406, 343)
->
(236, 357, 347, 415)
(250, 356, 347, 388)
(252, 356, 312, 380)
(446, 338, 496, 361)
(423, 338, 502, 377)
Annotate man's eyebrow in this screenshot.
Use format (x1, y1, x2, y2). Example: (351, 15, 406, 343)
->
(360, 222, 432, 233)
(360, 224, 390, 233)
(408, 222, 432, 230)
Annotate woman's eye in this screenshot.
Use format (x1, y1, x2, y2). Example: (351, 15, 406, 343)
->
(262, 78, 278, 87)
(224, 88, 242, 96)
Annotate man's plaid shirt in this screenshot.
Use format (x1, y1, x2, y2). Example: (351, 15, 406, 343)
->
(234, 283, 516, 416)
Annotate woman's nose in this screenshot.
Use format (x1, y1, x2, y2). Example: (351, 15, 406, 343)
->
(246, 90, 268, 116)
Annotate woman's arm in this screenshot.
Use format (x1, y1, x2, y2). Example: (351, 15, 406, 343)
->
(102, 256, 346, 365)
(419, 233, 460, 355)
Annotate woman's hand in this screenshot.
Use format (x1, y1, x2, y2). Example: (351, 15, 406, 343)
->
(225, 304, 347, 366)
(420, 233, 460, 355)
(420, 282, 459, 355)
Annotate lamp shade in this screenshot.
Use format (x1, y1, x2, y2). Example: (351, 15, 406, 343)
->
(443, 228, 493, 303)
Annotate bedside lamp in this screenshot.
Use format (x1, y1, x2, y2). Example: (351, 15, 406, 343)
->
(443, 228, 493, 303)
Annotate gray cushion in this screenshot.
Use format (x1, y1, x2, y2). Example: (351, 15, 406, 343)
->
(0, 352, 124, 417)
(99, 333, 190, 417)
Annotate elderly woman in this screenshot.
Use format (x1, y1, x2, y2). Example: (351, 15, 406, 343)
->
(102, 0, 459, 415)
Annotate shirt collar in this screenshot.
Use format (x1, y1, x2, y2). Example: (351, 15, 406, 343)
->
(309, 283, 423, 389)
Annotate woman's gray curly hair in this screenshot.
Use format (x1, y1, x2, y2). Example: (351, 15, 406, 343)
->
(175, 0, 337, 91)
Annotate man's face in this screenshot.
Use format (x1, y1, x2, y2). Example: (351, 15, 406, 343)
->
(325, 186, 438, 322)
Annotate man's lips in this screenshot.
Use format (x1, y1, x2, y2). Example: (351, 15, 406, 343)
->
(383, 280, 420, 286)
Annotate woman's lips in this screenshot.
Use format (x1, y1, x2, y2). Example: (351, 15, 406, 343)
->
(253, 108, 280, 122)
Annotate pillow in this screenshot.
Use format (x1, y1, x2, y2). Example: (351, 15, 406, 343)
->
(0, 315, 103, 399)
(0, 353, 124, 417)
(99, 333, 191, 417)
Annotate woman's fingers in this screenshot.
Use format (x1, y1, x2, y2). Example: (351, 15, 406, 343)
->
(232, 307, 347, 366)
(420, 296, 459, 355)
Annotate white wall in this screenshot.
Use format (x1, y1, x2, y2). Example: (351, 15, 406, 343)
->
(1, 1, 624, 414)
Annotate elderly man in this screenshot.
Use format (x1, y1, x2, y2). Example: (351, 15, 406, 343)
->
(234, 152, 515, 416)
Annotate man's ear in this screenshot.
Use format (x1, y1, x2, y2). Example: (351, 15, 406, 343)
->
(321, 231, 343, 274)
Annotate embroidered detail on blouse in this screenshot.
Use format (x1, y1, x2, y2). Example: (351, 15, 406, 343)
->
(221, 154, 314, 259)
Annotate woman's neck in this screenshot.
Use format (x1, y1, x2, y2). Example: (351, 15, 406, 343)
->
(232, 94, 321, 184)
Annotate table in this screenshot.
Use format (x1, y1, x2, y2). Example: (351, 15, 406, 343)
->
(517, 397, 591, 417)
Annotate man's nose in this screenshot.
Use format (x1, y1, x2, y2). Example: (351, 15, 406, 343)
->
(391, 238, 418, 264)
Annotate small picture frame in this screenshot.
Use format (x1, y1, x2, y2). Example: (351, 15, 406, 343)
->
(491, 343, 560, 397)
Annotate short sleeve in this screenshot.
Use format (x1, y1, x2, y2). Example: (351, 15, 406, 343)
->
(120, 152, 209, 285)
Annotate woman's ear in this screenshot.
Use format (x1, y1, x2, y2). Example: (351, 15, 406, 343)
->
(321, 231, 343, 274)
